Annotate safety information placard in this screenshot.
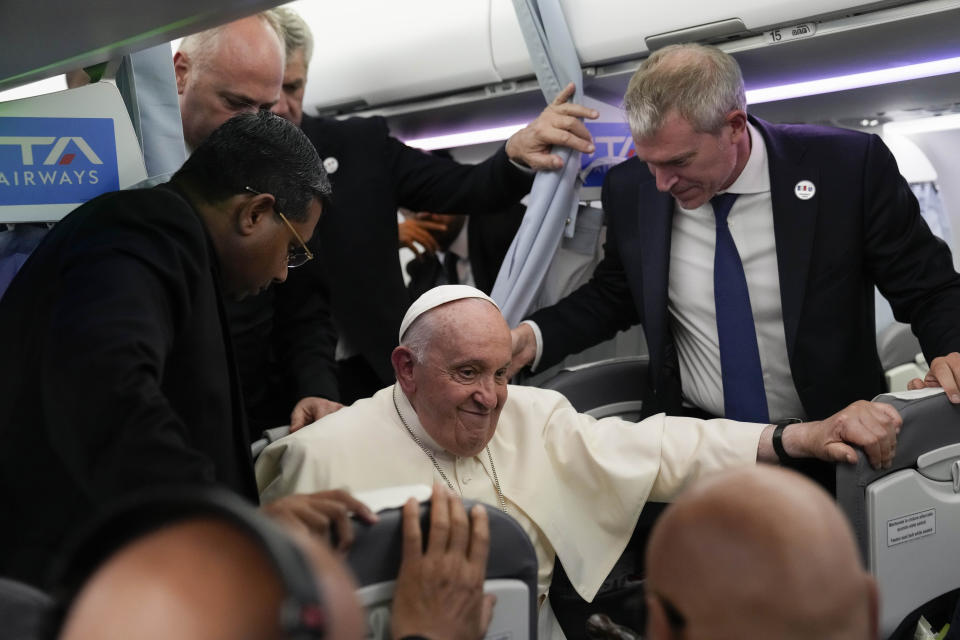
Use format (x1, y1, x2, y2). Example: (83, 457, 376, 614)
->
(887, 509, 936, 547)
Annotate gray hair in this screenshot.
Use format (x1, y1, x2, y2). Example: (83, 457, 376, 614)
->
(400, 312, 434, 364)
(178, 12, 284, 69)
(267, 6, 315, 68)
(624, 43, 746, 138)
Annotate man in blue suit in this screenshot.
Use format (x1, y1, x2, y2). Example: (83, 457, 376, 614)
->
(511, 43, 960, 426)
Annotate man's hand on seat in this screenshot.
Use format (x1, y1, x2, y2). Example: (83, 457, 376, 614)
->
(261, 489, 377, 552)
(766, 400, 902, 470)
(505, 82, 599, 170)
(391, 485, 494, 640)
(907, 351, 960, 403)
(507, 323, 537, 378)
(290, 396, 344, 432)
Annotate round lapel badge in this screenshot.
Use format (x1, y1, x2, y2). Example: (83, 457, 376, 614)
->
(323, 156, 339, 175)
(794, 180, 816, 200)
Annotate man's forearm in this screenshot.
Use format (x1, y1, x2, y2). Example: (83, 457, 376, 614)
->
(755, 422, 812, 464)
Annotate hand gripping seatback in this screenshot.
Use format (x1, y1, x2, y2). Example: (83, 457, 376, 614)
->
(836, 390, 960, 637)
(346, 499, 538, 640)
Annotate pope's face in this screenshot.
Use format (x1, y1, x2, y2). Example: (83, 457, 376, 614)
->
(410, 299, 512, 457)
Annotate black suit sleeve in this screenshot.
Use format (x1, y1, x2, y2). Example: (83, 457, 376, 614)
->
(273, 247, 340, 402)
(43, 198, 216, 497)
(527, 171, 641, 371)
(383, 132, 534, 215)
(862, 134, 960, 361)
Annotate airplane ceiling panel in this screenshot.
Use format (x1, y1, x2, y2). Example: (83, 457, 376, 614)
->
(0, 0, 282, 91)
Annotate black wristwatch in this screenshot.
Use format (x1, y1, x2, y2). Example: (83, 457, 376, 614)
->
(772, 418, 803, 462)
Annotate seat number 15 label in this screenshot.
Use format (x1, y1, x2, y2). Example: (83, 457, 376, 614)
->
(765, 22, 817, 44)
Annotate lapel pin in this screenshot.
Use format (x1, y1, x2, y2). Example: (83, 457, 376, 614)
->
(323, 156, 339, 175)
(794, 180, 816, 200)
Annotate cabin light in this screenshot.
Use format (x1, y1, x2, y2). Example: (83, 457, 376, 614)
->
(403, 123, 527, 150)
(884, 112, 960, 135)
(746, 56, 960, 104)
(402, 55, 960, 149)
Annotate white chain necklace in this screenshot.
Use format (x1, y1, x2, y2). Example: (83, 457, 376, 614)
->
(392, 386, 508, 514)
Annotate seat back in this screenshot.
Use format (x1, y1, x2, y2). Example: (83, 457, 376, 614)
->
(836, 389, 960, 638)
(538, 356, 648, 420)
(0, 82, 148, 224)
(0, 577, 52, 640)
(1, 82, 149, 298)
(876, 322, 927, 392)
(346, 496, 538, 640)
(251, 425, 291, 461)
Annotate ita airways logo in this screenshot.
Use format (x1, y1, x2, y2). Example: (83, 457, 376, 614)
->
(0, 117, 120, 206)
(579, 121, 635, 188)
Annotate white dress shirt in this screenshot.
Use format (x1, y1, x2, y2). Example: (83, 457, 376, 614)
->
(527, 122, 805, 420)
(669, 121, 804, 420)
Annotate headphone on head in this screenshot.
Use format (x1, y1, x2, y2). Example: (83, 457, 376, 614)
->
(48, 486, 327, 640)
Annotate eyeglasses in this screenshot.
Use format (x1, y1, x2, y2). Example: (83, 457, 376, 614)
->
(244, 186, 314, 268)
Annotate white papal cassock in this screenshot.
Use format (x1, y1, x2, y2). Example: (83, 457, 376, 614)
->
(256, 384, 765, 638)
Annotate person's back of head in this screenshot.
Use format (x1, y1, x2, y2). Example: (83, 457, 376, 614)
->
(172, 110, 329, 223)
(623, 43, 746, 138)
(51, 487, 364, 640)
(644, 466, 878, 640)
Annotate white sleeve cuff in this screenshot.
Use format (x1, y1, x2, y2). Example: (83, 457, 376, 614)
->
(521, 319, 544, 372)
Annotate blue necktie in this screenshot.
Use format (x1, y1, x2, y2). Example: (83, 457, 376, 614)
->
(712, 192, 769, 422)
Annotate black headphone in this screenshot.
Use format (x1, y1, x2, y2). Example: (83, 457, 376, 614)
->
(47, 486, 327, 640)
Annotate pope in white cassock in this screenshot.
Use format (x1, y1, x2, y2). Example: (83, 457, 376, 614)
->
(256, 285, 901, 639)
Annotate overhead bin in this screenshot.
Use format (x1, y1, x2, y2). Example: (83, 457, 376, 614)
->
(301, 0, 915, 114)
(492, 0, 898, 78)
(297, 0, 501, 114)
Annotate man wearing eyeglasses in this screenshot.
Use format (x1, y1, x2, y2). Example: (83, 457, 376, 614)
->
(0, 112, 379, 588)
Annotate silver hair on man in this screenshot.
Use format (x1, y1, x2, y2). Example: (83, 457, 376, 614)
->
(624, 43, 747, 139)
(267, 6, 315, 67)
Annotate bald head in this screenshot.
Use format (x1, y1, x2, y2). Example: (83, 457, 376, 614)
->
(175, 14, 285, 149)
(645, 467, 878, 640)
(60, 518, 365, 640)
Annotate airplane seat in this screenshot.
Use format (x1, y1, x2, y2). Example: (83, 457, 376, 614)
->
(251, 425, 291, 461)
(835, 389, 960, 639)
(0, 82, 148, 299)
(346, 492, 538, 640)
(876, 322, 927, 392)
(0, 577, 52, 640)
(537, 355, 649, 420)
(537, 356, 653, 640)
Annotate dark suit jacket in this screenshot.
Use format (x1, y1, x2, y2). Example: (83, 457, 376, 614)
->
(238, 115, 533, 405)
(406, 202, 526, 298)
(0, 185, 256, 586)
(530, 116, 960, 420)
